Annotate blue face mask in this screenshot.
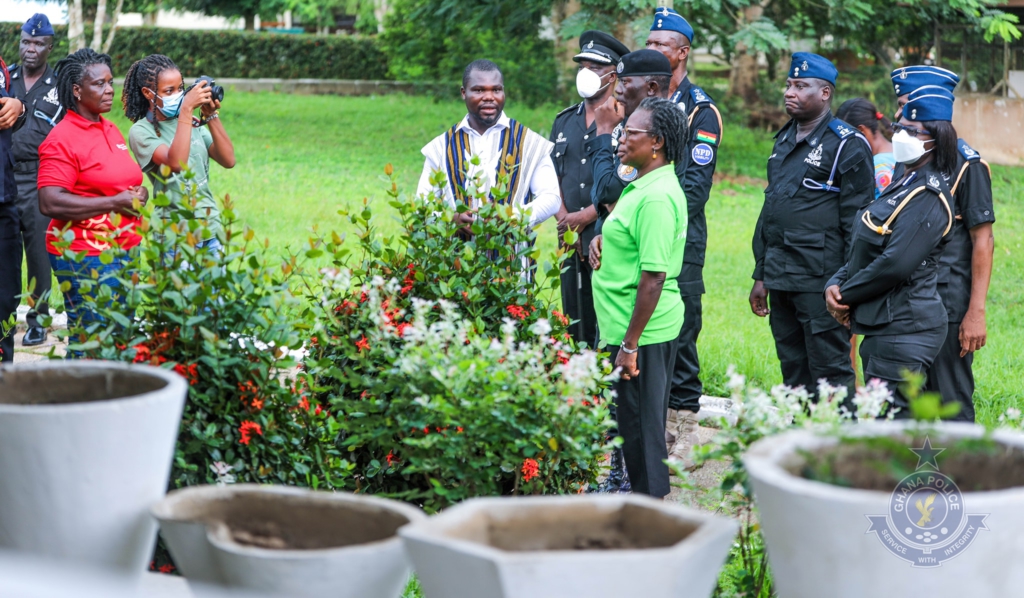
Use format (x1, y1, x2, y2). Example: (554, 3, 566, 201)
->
(155, 90, 184, 118)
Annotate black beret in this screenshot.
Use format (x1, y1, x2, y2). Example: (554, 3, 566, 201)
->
(616, 49, 672, 78)
(574, 30, 630, 66)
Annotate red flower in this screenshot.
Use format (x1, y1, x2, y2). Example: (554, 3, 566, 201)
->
(158, 564, 176, 574)
(132, 344, 151, 363)
(359, 291, 369, 303)
(400, 284, 413, 295)
(456, 426, 464, 433)
(239, 421, 263, 445)
(556, 350, 570, 365)
(395, 322, 411, 337)
(238, 380, 262, 410)
(506, 305, 527, 320)
(172, 363, 199, 386)
(298, 396, 310, 411)
(251, 398, 264, 410)
(355, 335, 370, 352)
(521, 458, 540, 482)
(386, 451, 398, 467)
(551, 310, 570, 326)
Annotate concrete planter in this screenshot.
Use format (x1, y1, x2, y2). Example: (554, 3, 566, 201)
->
(744, 421, 1024, 597)
(0, 361, 187, 575)
(398, 495, 737, 598)
(152, 484, 424, 597)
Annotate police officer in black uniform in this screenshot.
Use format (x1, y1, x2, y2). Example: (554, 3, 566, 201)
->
(10, 14, 60, 347)
(645, 8, 723, 465)
(890, 67, 995, 422)
(0, 52, 28, 362)
(550, 30, 629, 349)
(750, 52, 873, 395)
(825, 86, 958, 414)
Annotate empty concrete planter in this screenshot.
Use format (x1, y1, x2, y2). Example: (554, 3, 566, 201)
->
(399, 495, 738, 598)
(152, 484, 425, 597)
(0, 361, 187, 575)
(744, 421, 1024, 598)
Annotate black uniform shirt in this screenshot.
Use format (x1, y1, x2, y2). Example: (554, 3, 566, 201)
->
(753, 113, 874, 293)
(588, 78, 721, 294)
(550, 101, 599, 255)
(826, 161, 953, 335)
(0, 56, 28, 203)
(10, 64, 61, 165)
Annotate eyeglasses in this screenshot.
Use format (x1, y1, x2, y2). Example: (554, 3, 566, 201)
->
(891, 122, 929, 138)
(619, 127, 652, 140)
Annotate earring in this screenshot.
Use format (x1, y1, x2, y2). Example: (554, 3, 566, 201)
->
(75, 94, 81, 101)
(653, 151, 658, 159)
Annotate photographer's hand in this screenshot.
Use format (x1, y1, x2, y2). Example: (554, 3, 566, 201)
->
(182, 80, 212, 116)
(201, 98, 220, 118)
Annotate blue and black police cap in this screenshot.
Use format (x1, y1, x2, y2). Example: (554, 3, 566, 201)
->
(650, 6, 694, 44)
(574, 30, 630, 66)
(616, 49, 673, 78)
(890, 65, 960, 97)
(903, 85, 955, 122)
(23, 13, 55, 37)
(788, 52, 838, 86)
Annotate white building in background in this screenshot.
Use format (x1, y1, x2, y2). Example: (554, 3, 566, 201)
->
(114, 10, 247, 30)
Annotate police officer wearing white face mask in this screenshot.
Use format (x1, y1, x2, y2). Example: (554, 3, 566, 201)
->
(550, 30, 629, 349)
(825, 86, 958, 415)
(890, 67, 995, 422)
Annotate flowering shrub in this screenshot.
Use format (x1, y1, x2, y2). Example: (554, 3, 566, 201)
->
(302, 165, 616, 510)
(50, 183, 343, 490)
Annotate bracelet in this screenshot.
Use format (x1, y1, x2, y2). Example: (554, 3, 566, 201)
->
(620, 342, 639, 354)
(195, 112, 219, 127)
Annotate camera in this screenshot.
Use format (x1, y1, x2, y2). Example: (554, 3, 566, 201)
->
(184, 75, 224, 103)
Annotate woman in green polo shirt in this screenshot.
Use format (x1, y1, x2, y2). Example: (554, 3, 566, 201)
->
(588, 97, 688, 498)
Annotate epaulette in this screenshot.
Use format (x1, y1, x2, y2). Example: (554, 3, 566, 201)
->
(8, 63, 20, 79)
(773, 120, 794, 139)
(554, 102, 583, 120)
(827, 118, 858, 140)
(957, 138, 981, 162)
(689, 86, 713, 105)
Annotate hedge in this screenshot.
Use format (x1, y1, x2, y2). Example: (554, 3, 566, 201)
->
(0, 24, 389, 80)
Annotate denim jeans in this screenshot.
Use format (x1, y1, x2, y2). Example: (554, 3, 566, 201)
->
(49, 251, 132, 332)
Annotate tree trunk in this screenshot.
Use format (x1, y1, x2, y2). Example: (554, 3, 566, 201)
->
(245, 13, 256, 31)
(728, 3, 765, 106)
(142, 1, 159, 27)
(374, 0, 389, 33)
(68, 0, 86, 52)
(102, 0, 126, 53)
(91, 0, 108, 51)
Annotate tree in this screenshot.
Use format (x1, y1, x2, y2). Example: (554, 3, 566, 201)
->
(57, 0, 150, 52)
(164, 0, 290, 30)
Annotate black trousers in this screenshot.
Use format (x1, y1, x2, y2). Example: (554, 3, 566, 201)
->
(0, 200, 23, 362)
(669, 292, 703, 412)
(923, 322, 975, 422)
(610, 337, 678, 498)
(768, 289, 856, 395)
(861, 325, 947, 416)
(14, 171, 51, 326)
(559, 252, 597, 348)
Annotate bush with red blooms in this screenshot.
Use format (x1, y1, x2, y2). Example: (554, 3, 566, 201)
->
(301, 165, 616, 511)
(52, 184, 344, 490)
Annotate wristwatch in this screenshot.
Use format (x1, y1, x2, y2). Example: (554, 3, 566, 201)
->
(620, 342, 638, 355)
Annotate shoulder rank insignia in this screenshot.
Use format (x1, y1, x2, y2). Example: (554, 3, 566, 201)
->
(828, 119, 856, 139)
(928, 174, 941, 189)
(690, 86, 712, 105)
(957, 138, 981, 161)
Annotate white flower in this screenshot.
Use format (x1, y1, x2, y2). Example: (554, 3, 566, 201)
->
(210, 461, 236, 485)
(529, 318, 552, 337)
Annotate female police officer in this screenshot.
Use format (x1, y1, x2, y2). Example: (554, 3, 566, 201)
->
(824, 86, 957, 413)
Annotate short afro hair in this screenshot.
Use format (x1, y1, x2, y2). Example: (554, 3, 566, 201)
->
(462, 59, 503, 88)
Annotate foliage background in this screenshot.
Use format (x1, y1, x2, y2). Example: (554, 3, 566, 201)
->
(0, 23, 386, 79)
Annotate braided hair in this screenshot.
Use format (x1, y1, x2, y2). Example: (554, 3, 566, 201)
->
(122, 54, 178, 136)
(55, 48, 112, 115)
(836, 97, 892, 141)
(638, 96, 689, 166)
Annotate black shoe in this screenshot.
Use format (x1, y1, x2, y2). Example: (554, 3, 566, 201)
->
(22, 326, 47, 346)
(598, 448, 629, 493)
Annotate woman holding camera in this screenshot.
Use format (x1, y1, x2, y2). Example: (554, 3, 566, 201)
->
(122, 54, 235, 252)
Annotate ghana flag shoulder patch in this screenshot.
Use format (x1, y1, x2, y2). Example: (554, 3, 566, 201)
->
(696, 130, 718, 145)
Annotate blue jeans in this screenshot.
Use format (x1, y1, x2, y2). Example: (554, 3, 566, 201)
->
(163, 235, 222, 267)
(49, 251, 132, 332)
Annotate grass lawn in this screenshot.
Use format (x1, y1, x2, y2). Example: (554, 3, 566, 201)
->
(82, 91, 1022, 425)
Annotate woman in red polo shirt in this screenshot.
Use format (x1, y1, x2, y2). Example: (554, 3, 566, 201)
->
(37, 48, 148, 329)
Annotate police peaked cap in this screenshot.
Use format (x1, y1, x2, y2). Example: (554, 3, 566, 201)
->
(903, 85, 954, 122)
(890, 65, 960, 97)
(23, 13, 55, 37)
(788, 52, 837, 86)
(650, 6, 694, 44)
(616, 50, 673, 78)
(574, 31, 630, 66)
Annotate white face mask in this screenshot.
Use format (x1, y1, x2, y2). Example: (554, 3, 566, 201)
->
(576, 68, 612, 99)
(891, 129, 933, 164)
